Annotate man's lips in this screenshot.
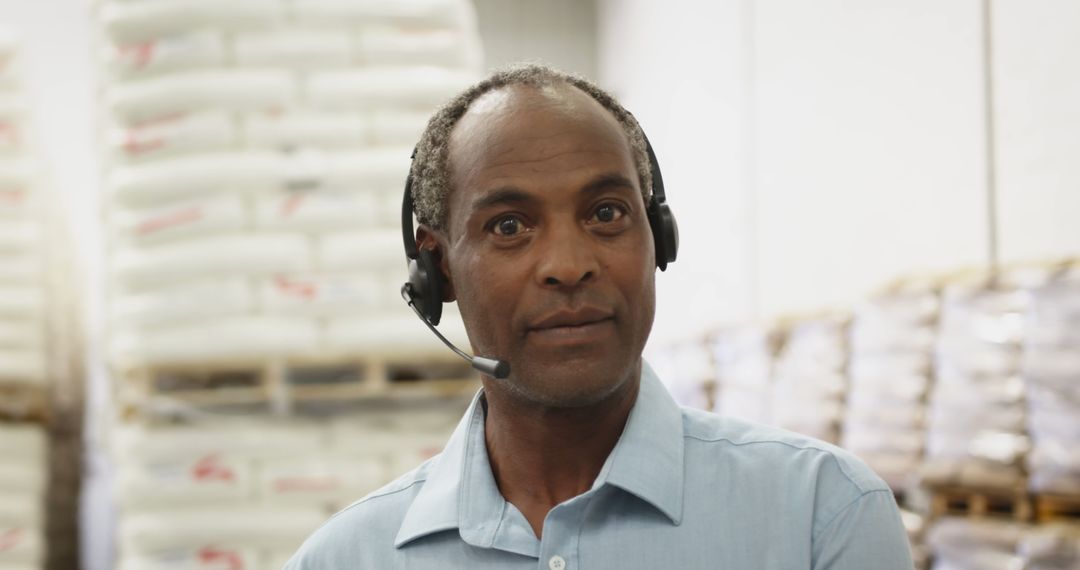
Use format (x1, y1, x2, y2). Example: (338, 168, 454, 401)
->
(528, 306, 615, 331)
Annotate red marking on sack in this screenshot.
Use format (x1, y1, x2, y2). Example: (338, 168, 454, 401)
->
(280, 193, 305, 216)
(274, 275, 318, 299)
(198, 546, 244, 570)
(0, 189, 24, 205)
(118, 42, 156, 69)
(192, 454, 235, 482)
(136, 206, 203, 236)
(0, 529, 23, 552)
(128, 112, 187, 130)
(273, 476, 341, 493)
(0, 121, 20, 146)
(122, 131, 166, 156)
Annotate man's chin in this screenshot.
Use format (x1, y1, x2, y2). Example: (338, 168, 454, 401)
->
(501, 357, 637, 409)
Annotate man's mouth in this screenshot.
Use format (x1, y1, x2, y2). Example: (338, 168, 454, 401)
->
(527, 307, 615, 343)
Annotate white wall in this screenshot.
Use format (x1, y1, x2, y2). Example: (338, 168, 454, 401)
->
(600, 0, 754, 346)
(600, 0, 1080, 341)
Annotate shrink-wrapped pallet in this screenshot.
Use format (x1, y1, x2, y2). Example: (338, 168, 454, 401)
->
(1023, 275, 1080, 494)
(843, 290, 938, 490)
(770, 317, 848, 444)
(921, 285, 1029, 489)
(709, 325, 777, 425)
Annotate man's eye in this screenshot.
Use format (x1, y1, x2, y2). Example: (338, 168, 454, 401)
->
(591, 204, 625, 223)
(493, 216, 523, 236)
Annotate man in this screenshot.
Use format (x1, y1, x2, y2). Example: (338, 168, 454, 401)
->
(285, 64, 913, 568)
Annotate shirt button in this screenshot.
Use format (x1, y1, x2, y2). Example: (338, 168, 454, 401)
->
(548, 555, 566, 570)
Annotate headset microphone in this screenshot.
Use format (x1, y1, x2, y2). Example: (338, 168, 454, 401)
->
(400, 284, 511, 379)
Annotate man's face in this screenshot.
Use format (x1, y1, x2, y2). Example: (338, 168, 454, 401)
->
(431, 83, 656, 408)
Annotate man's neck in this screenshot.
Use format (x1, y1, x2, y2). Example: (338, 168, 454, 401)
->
(481, 366, 641, 538)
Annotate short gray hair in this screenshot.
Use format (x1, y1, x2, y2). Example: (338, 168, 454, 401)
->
(409, 63, 652, 231)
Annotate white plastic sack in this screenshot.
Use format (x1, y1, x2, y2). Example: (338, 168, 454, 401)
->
(0, 462, 45, 496)
(119, 507, 324, 555)
(112, 233, 311, 289)
(116, 452, 253, 509)
(108, 111, 237, 163)
(320, 148, 410, 191)
(294, 0, 473, 28)
(252, 188, 377, 233)
(0, 320, 44, 349)
(0, 491, 41, 527)
(117, 547, 258, 570)
(369, 110, 429, 146)
(306, 67, 475, 109)
(318, 229, 402, 271)
(109, 151, 285, 206)
(110, 276, 253, 328)
(258, 457, 385, 507)
(110, 194, 249, 245)
(0, 188, 38, 222)
(108, 69, 294, 124)
(0, 223, 38, 254)
(0, 254, 41, 285)
(114, 421, 327, 463)
(105, 32, 226, 79)
(0, 524, 42, 566)
(258, 273, 387, 316)
(233, 30, 351, 68)
(326, 306, 469, 358)
(109, 315, 321, 365)
(0, 287, 43, 319)
(354, 28, 481, 69)
(0, 425, 44, 461)
(242, 111, 368, 150)
(0, 349, 47, 383)
(0, 158, 35, 193)
(101, 1, 285, 43)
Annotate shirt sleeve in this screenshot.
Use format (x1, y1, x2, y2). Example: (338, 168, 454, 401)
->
(811, 489, 914, 569)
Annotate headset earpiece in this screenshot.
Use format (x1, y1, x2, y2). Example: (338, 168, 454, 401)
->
(401, 149, 446, 326)
(407, 248, 444, 326)
(647, 195, 679, 271)
(642, 134, 679, 271)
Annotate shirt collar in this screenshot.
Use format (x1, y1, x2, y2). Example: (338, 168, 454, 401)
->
(394, 360, 686, 549)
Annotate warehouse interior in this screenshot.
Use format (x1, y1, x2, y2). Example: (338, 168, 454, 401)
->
(0, 0, 1078, 568)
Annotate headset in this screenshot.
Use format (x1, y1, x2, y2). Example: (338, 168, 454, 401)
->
(400, 131, 678, 379)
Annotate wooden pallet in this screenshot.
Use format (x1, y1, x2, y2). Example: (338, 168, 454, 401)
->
(0, 382, 50, 422)
(1034, 494, 1080, 523)
(927, 485, 1032, 521)
(117, 357, 481, 418)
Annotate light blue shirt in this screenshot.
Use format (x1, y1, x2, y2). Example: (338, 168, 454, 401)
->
(286, 363, 913, 569)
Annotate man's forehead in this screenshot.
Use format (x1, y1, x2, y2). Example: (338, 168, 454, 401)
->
(448, 84, 630, 173)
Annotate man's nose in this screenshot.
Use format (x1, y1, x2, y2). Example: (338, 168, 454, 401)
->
(536, 222, 599, 288)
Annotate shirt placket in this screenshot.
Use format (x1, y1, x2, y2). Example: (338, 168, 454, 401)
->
(536, 491, 594, 570)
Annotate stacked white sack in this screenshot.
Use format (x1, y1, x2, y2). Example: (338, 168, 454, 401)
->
(709, 326, 777, 425)
(921, 285, 1029, 489)
(0, 424, 47, 570)
(111, 408, 458, 567)
(842, 290, 938, 491)
(97, 0, 484, 366)
(1018, 524, 1080, 570)
(926, 518, 1026, 570)
(769, 317, 848, 444)
(0, 31, 48, 387)
(1023, 274, 1080, 495)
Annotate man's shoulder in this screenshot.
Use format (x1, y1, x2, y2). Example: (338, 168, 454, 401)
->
(679, 406, 889, 495)
(284, 458, 435, 568)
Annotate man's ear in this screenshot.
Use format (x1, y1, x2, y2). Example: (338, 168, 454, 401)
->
(415, 225, 456, 302)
